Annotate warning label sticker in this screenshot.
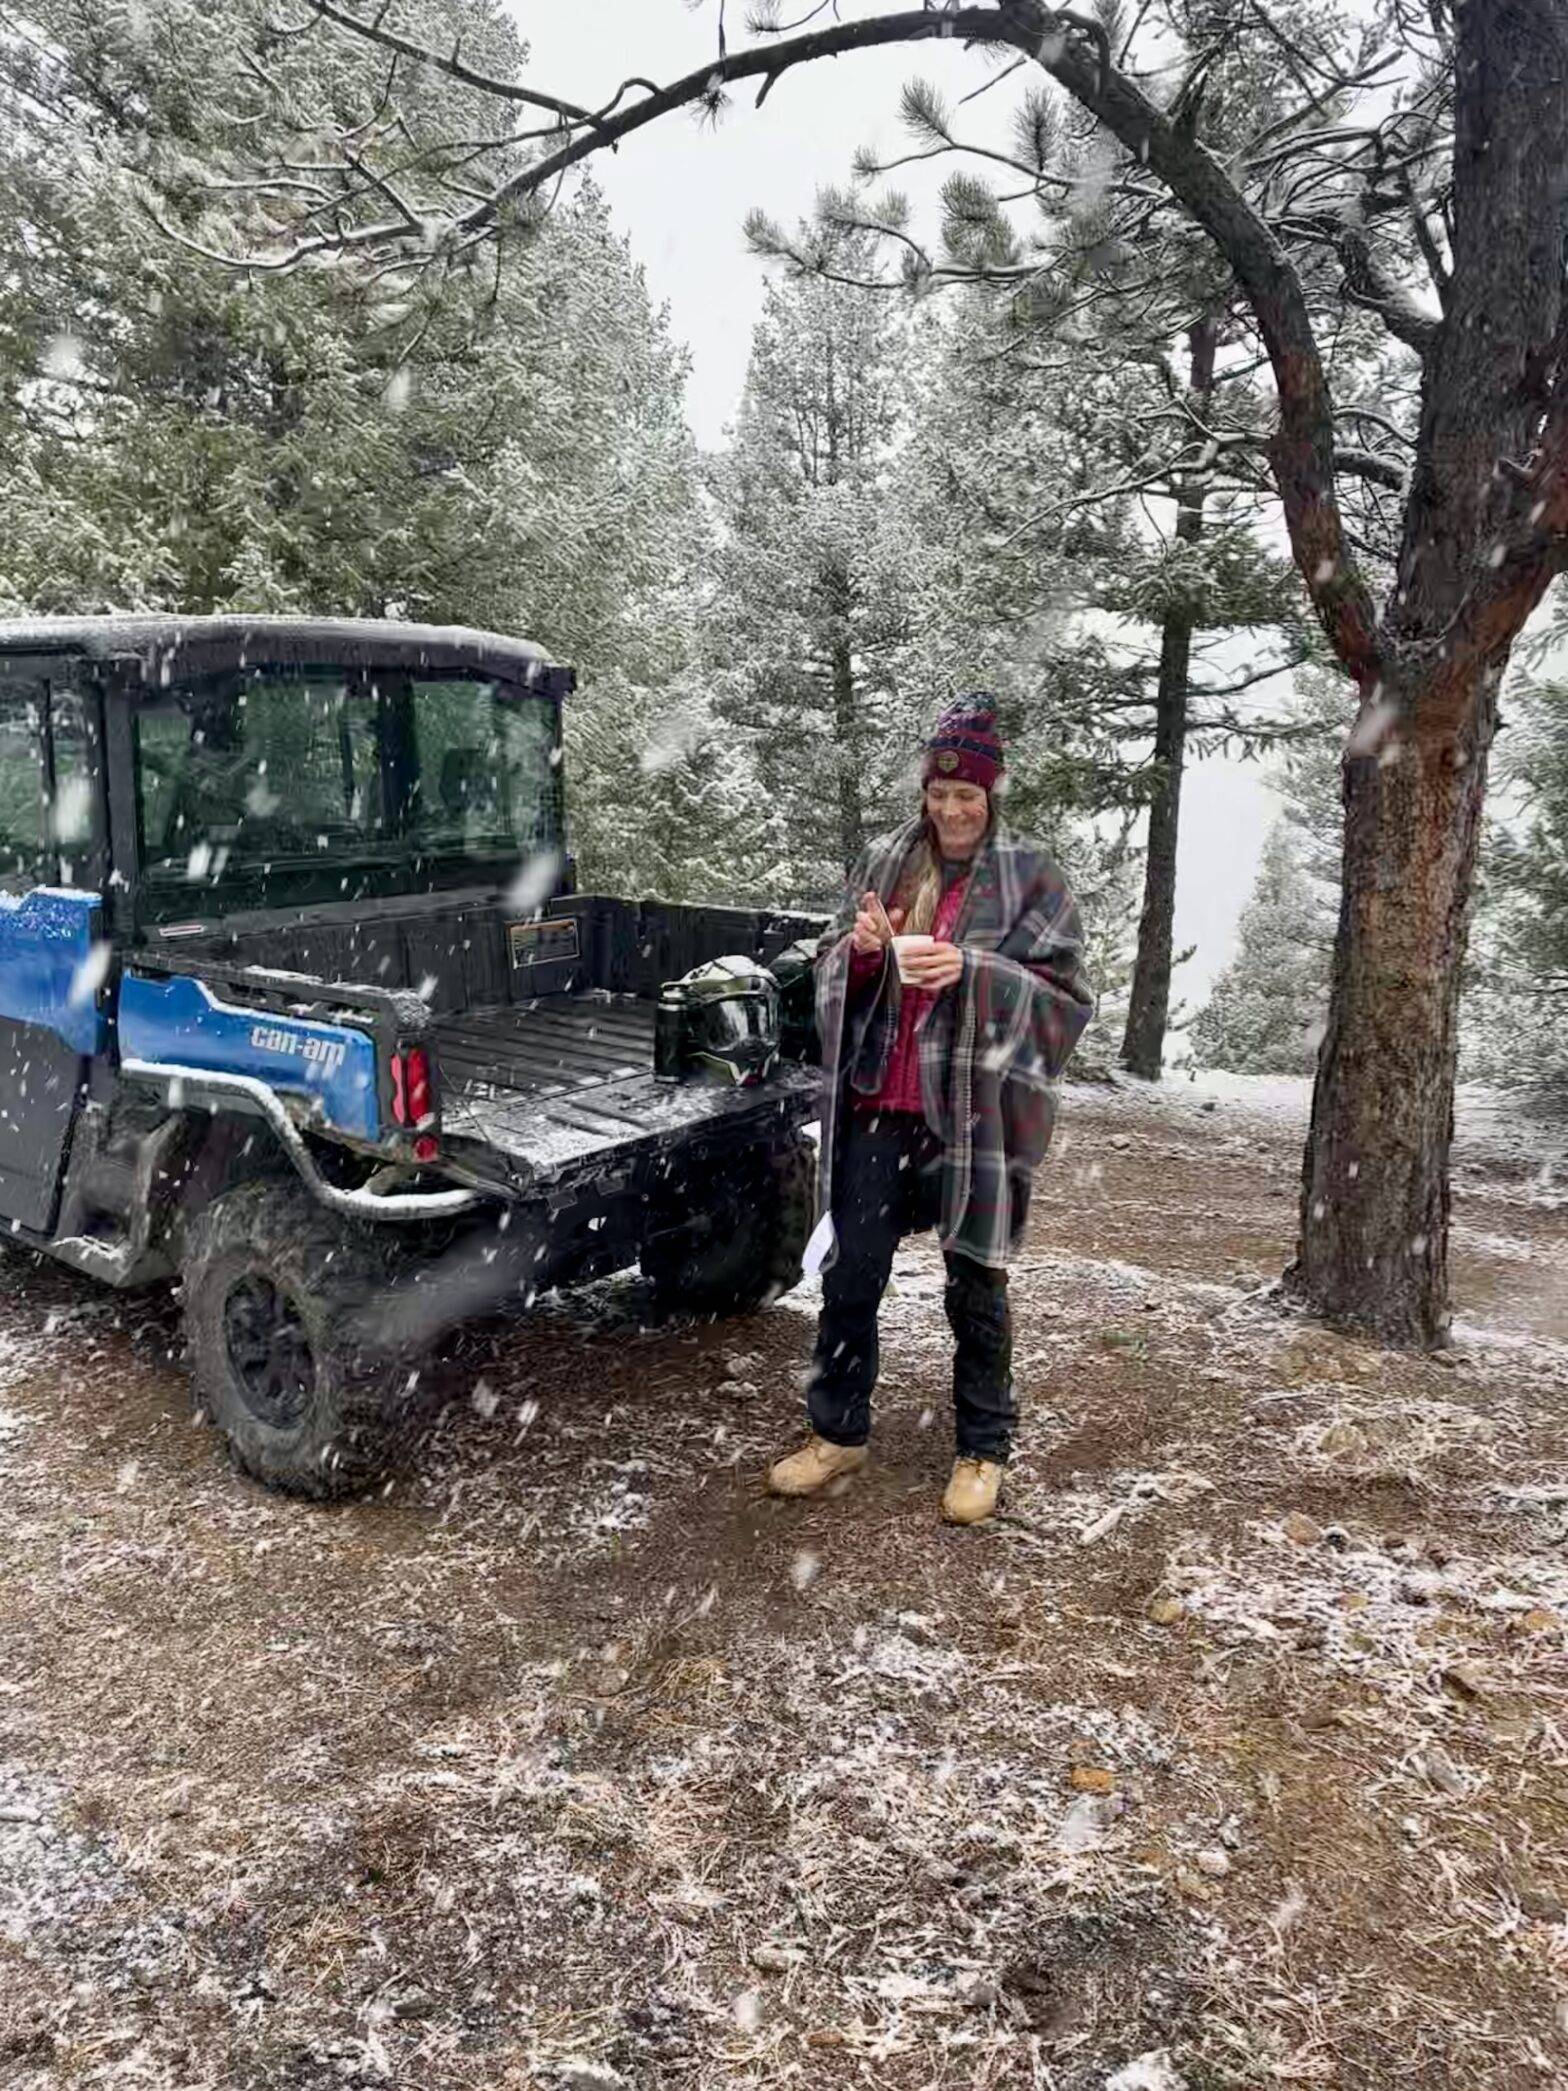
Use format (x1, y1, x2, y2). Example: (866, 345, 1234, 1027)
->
(508, 917, 580, 968)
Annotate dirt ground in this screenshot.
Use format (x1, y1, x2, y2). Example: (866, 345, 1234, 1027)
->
(2, 1075, 1566, 2091)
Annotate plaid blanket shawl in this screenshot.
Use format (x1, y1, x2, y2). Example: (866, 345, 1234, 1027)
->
(815, 817, 1094, 1270)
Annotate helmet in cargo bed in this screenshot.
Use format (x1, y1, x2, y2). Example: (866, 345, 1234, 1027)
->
(655, 956, 781, 1087)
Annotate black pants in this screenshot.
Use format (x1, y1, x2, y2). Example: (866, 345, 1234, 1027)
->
(808, 1111, 1016, 1462)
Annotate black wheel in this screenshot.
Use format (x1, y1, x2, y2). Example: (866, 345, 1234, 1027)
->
(181, 1178, 437, 1501)
(640, 1133, 817, 1317)
(220, 1275, 316, 1429)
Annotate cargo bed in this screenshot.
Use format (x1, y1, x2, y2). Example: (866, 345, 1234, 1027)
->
(435, 993, 657, 1103)
(436, 991, 817, 1186)
(134, 890, 827, 1188)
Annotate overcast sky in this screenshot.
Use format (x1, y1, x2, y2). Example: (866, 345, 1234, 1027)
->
(515, 3, 1285, 1027)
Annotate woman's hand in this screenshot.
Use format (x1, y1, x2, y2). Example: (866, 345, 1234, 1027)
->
(850, 892, 904, 957)
(899, 940, 965, 993)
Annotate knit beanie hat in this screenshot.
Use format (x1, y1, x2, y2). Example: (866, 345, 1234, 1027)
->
(922, 692, 1005, 792)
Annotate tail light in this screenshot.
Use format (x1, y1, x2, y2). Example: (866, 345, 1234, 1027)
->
(390, 1046, 438, 1141)
(405, 1047, 433, 1127)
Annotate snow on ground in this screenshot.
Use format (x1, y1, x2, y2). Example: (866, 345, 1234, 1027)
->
(0, 1085, 1566, 2086)
(1097, 1068, 1568, 1189)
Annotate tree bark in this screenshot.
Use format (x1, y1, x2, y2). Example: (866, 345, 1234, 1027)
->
(1121, 319, 1215, 1078)
(830, 626, 864, 869)
(1286, 0, 1568, 1345)
(1286, 685, 1497, 1345)
(1119, 604, 1194, 1078)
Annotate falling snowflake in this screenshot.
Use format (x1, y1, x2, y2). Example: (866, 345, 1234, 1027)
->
(68, 942, 112, 1008)
(50, 775, 92, 845)
(41, 332, 86, 381)
(506, 849, 565, 915)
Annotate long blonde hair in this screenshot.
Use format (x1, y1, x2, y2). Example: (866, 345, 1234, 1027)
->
(892, 828, 942, 936)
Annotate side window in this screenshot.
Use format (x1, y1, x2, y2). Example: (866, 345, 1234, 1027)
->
(0, 676, 49, 896)
(47, 688, 100, 890)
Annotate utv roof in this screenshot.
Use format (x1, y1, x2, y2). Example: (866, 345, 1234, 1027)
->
(0, 614, 562, 688)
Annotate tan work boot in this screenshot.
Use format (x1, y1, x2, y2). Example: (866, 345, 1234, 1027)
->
(767, 1433, 869, 1498)
(941, 1456, 1004, 1526)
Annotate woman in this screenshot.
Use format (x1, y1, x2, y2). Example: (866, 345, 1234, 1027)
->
(767, 696, 1094, 1525)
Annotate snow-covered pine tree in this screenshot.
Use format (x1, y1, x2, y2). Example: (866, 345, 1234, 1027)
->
(0, 1, 698, 649)
(564, 577, 783, 906)
(704, 229, 923, 902)
(1190, 817, 1333, 1075)
(1460, 655, 1568, 1110)
(1189, 664, 1342, 1074)
(1273, 670, 1352, 903)
(0, 1, 740, 898)
(890, 289, 1134, 831)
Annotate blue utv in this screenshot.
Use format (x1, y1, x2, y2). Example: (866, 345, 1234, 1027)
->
(0, 618, 821, 1497)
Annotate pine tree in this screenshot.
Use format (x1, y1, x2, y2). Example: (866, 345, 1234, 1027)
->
(1191, 819, 1332, 1075)
(1460, 662, 1568, 1108)
(0, 7, 701, 660)
(891, 291, 1137, 835)
(704, 230, 921, 901)
(0, 1, 731, 899)
(564, 589, 782, 905)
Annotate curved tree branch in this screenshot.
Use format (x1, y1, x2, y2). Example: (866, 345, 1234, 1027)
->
(1333, 446, 1408, 493)
(174, 0, 1384, 683)
(1330, 220, 1441, 354)
(293, 0, 599, 128)
(987, 2, 1380, 682)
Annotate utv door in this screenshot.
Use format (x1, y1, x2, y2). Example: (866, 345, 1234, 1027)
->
(0, 665, 104, 1233)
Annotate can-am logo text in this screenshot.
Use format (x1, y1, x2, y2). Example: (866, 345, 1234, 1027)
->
(250, 1024, 348, 1078)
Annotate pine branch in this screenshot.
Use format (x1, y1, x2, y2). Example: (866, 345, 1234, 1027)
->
(150, 0, 1381, 684)
(1011, 83, 1057, 174)
(899, 76, 952, 145)
(290, 0, 598, 128)
(1333, 446, 1407, 494)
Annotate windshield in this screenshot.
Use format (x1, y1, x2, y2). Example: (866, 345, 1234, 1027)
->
(135, 668, 558, 917)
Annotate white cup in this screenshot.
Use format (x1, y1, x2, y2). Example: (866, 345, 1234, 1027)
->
(892, 933, 937, 984)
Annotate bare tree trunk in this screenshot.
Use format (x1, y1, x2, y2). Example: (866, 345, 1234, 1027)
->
(830, 623, 863, 869)
(1119, 605, 1193, 1078)
(1286, 0, 1568, 1346)
(1120, 320, 1216, 1079)
(1286, 688, 1497, 1344)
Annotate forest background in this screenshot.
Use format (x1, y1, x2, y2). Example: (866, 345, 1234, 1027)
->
(0, 0, 1562, 1103)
